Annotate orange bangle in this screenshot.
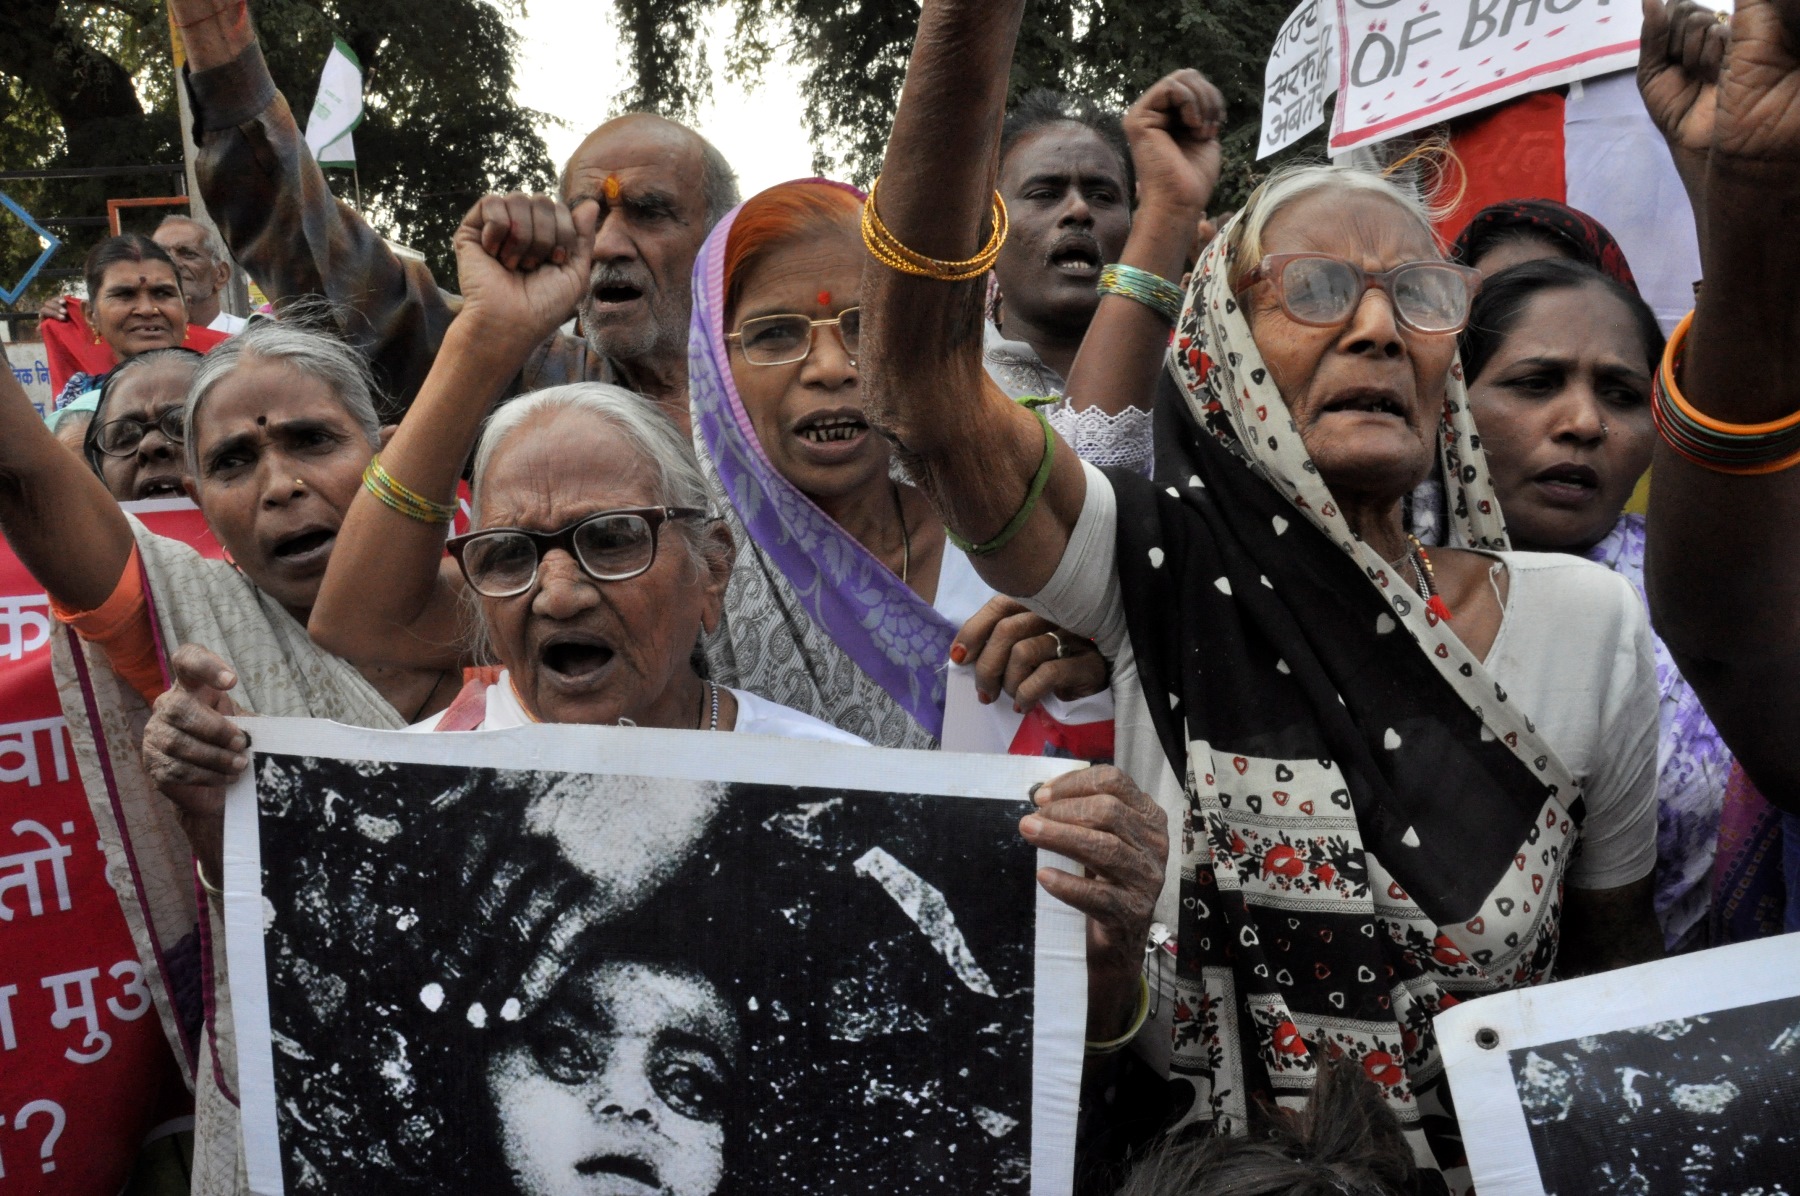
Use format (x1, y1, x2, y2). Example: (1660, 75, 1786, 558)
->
(1651, 311, 1800, 475)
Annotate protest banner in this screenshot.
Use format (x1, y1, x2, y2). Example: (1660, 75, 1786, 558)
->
(1439, 934, 1800, 1193)
(0, 499, 221, 1193)
(1259, 0, 1338, 159)
(223, 718, 1088, 1195)
(1329, 0, 1640, 153)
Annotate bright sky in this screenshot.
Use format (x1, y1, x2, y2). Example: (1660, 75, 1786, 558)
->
(512, 1, 819, 199)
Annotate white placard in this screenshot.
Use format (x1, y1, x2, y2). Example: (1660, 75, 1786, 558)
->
(1259, 0, 1339, 159)
(4, 342, 52, 420)
(225, 717, 1088, 1195)
(1329, 0, 1640, 153)
(1438, 934, 1800, 1195)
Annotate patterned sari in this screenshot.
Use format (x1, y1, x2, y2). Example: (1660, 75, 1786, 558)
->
(1107, 220, 1590, 1193)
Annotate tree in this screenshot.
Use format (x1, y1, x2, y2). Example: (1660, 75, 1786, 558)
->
(0, 0, 555, 307)
(613, 0, 1325, 207)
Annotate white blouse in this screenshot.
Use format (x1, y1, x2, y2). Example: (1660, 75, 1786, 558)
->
(412, 670, 869, 744)
(1024, 461, 1661, 935)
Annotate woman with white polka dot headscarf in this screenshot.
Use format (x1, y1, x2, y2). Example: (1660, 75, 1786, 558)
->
(858, 1, 1663, 1188)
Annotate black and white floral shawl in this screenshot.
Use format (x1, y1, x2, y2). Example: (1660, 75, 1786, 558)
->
(1110, 221, 1586, 1192)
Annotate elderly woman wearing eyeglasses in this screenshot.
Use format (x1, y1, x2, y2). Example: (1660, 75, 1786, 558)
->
(270, 193, 857, 742)
(690, 178, 1112, 750)
(78, 347, 203, 500)
(853, 0, 1665, 1186)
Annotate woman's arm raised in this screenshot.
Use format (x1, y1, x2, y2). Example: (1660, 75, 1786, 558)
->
(307, 194, 596, 669)
(1640, 0, 1800, 806)
(859, 0, 1087, 600)
(0, 360, 135, 613)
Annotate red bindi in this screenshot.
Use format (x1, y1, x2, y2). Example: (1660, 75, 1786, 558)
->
(817, 291, 832, 307)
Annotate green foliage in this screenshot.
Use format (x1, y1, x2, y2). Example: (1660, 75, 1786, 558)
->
(0, 0, 555, 308)
(617, 0, 1329, 206)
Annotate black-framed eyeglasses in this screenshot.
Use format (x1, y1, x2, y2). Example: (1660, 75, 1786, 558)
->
(726, 307, 860, 366)
(446, 506, 714, 599)
(1236, 253, 1482, 334)
(94, 407, 186, 457)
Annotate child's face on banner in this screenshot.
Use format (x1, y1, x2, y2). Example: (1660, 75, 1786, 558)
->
(487, 960, 739, 1196)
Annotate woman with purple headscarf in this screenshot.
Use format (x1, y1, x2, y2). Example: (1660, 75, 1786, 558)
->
(688, 179, 1111, 748)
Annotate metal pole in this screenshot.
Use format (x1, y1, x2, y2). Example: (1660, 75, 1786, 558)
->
(167, 10, 251, 318)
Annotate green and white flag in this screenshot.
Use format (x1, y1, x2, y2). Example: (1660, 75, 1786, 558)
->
(304, 37, 363, 168)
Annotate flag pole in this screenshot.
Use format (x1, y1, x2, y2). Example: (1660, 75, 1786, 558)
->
(352, 166, 363, 210)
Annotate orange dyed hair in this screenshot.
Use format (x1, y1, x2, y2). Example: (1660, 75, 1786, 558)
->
(722, 182, 863, 323)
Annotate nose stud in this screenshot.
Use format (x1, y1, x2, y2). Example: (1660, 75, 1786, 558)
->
(294, 477, 306, 492)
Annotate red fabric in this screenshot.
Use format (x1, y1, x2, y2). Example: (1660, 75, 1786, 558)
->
(41, 299, 231, 398)
(1007, 703, 1115, 764)
(0, 502, 222, 1192)
(434, 676, 493, 732)
(1432, 92, 1567, 250)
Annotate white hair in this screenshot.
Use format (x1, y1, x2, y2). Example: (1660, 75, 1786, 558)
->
(156, 214, 230, 268)
(470, 383, 714, 524)
(184, 321, 382, 478)
(1228, 162, 1449, 289)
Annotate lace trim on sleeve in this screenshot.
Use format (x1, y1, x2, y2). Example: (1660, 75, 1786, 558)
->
(1046, 401, 1155, 475)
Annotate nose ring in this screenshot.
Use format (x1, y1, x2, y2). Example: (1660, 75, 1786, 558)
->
(294, 477, 306, 492)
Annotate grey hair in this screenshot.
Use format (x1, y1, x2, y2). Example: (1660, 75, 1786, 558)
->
(1228, 162, 1448, 289)
(184, 321, 382, 478)
(697, 137, 741, 229)
(156, 214, 230, 267)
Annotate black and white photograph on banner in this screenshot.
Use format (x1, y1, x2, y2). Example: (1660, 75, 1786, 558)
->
(221, 719, 1086, 1196)
(1438, 935, 1800, 1196)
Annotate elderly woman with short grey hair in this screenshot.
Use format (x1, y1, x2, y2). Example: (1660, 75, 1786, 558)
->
(0, 316, 460, 1196)
(303, 195, 861, 741)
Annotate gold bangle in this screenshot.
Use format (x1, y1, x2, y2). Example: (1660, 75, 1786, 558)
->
(363, 456, 457, 525)
(861, 175, 1008, 282)
(1085, 973, 1150, 1056)
(196, 857, 223, 900)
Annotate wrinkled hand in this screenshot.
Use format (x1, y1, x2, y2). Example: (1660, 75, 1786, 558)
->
(1020, 765, 1168, 1039)
(141, 644, 248, 883)
(1707, 0, 1800, 167)
(37, 295, 70, 323)
(952, 596, 1109, 711)
(1123, 68, 1226, 219)
(453, 192, 598, 357)
(1641, 1, 1728, 160)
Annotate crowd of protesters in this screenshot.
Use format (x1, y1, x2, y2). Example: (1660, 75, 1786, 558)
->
(2, 0, 1795, 1192)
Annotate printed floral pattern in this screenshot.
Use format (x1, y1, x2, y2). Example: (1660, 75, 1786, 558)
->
(1586, 514, 1732, 950)
(1117, 216, 1589, 1195)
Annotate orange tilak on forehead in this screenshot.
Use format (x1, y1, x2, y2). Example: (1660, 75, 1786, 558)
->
(603, 174, 623, 202)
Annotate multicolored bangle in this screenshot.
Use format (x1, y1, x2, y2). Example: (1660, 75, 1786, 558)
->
(946, 399, 1057, 557)
(362, 455, 458, 524)
(1650, 311, 1800, 475)
(1098, 263, 1184, 326)
(862, 175, 1009, 283)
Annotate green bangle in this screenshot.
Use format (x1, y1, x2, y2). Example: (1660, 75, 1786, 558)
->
(947, 400, 1056, 557)
(1085, 973, 1150, 1056)
(1098, 263, 1184, 325)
